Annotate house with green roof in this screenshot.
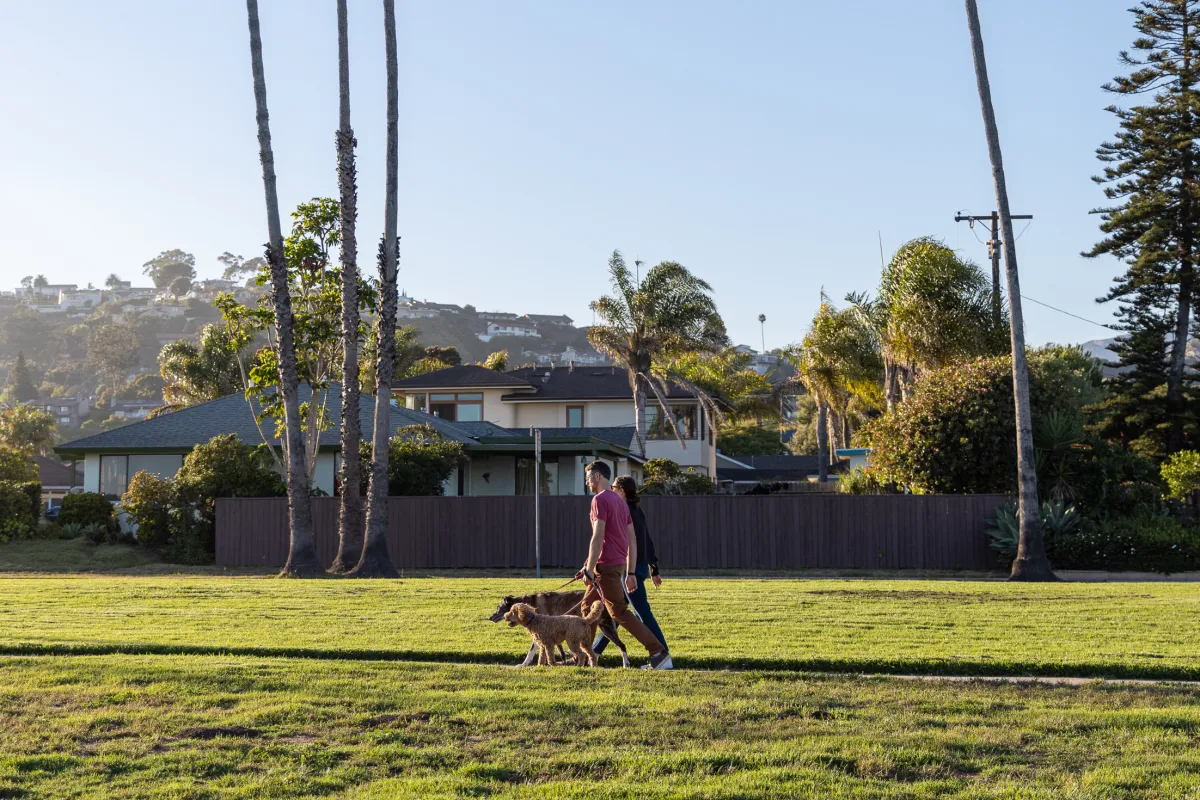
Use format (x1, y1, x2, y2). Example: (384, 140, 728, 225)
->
(54, 386, 643, 500)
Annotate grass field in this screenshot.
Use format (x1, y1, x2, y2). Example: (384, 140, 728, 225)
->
(3, 654, 1200, 799)
(2, 574, 1200, 679)
(4, 571, 1200, 797)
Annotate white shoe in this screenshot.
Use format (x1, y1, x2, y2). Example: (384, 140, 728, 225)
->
(641, 651, 673, 670)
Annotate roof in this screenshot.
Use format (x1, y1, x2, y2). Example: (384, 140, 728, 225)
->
(501, 366, 695, 402)
(716, 455, 843, 482)
(54, 386, 468, 455)
(52, 386, 636, 459)
(35, 456, 81, 488)
(391, 365, 533, 390)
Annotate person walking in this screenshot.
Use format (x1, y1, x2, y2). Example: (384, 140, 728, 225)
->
(577, 461, 672, 670)
(593, 475, 668, 658)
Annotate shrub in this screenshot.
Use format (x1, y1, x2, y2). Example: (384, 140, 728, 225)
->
(987, 500, 1082, 564)
(168, 435, 284, 563)
(174, 434, 285, 515)
(120, 471, 174, 547)
(358, 424, 464, 496)
(864, 356, 1066, 495)
(641, 458, 716, 496)
(1162, 450, 1200, 501)
(0, 480, 41, 527)
(0, 482, 35, 542)
(717, 425, 788, 457)
(837, 466, 886, 495)
(0, 445, 36, 483)
(166, 507, 212, 565)
(57, 492, 114, 531)
(1054, 513, 1200, 574)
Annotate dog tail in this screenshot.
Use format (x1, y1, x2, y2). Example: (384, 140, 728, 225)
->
(583, 600, 605, 623)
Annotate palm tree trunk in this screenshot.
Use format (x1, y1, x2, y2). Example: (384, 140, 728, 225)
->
(816, 400, 829, 483)
(633, 381, 648, 457)
(331, 0, 363, 574)
(965, 0, 1054, 581)
(354, 0, 400, 579)
(245, 0, 320, 577)
(883, 359, 900, 412)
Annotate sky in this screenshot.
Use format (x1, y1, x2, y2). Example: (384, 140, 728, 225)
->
(0, 1, 1138, 351)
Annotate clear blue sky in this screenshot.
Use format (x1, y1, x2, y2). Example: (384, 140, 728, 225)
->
(0, 1, 1135, 350)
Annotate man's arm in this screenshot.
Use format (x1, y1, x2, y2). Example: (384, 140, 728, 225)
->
(583, 519, 605, 575)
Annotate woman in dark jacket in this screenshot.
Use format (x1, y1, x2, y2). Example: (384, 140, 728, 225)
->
(593, 475, 668, 656)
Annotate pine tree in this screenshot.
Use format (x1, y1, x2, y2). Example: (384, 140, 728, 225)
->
(1085, 0, 1200, 454)
(8, 352, 38, 403)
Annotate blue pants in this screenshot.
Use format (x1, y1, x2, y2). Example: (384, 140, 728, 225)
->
(593, 564, 668, 654)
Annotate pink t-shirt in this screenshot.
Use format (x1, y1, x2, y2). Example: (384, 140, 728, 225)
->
(590, 489, 632, 566)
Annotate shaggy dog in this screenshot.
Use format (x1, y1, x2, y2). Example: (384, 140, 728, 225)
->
(488, 591, 630, 667)
(503, 601, 604, 667)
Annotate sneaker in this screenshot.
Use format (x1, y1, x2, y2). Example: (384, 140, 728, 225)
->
(641, 651, 673, 670)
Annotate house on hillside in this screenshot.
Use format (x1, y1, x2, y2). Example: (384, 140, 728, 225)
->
(478, 321, 540, 341)
(522, 313, 574, 328)
(37, 395, 90, 427)
(54, 386, 643, 499)
(392, 364, 717, 476)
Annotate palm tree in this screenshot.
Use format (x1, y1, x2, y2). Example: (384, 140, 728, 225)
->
(965, 0, 1054, 581)
(33, 275, 48, 290)
(587, 250, 728, 454)
(850, 238, 1005, 411)
(245, 0, 320, 577)
(330, 0, 363, 575)
(105, 274, 122, 291)
(788, 294, 882, 481)
(354, 0, 400, 578)
(158, 323, 246, 412)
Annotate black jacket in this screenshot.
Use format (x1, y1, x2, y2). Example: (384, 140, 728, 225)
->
(629, 503, 660, 575)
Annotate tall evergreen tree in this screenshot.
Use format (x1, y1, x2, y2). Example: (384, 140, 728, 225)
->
(8, 353, 38, 404)
(1086, 0, 1200, 454)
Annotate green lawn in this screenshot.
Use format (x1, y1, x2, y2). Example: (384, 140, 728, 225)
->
(2, 575, 1199, 679)
(2, 655, 1200, 799)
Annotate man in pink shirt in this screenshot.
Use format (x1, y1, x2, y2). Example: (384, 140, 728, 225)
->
(577, 461, 672, 670)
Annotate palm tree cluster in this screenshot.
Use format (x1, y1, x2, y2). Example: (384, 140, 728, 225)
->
(787, 239, 1006, 480)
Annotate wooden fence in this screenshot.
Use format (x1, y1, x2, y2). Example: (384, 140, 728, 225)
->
(215, 494, 1008, 571)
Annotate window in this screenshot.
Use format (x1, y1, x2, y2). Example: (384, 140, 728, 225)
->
(130, 454, 183, 480)
(60, 416, 70, 424)
(59, 406, 69, 414)
(566, 405, 584, 428)
(429, 392, 482, 422)
(410, 393, 427, 413)
(99, 454, 184, 500)
(516, 458, 558, 495)
(100, 456, 127, 500)
(646, 404, 698, 440)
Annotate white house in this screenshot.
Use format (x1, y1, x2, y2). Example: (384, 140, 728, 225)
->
(392, 364, 717, 479)
(58, 288, 104, 311)
(478, 322, 540, 342)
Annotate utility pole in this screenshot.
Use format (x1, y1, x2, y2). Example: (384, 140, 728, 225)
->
(954, 211, 1031, 325)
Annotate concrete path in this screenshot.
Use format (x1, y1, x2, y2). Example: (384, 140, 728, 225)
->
(877, 674, 1200, 689)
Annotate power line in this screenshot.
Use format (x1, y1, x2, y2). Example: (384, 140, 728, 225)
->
(1021, 294, 1119, 331)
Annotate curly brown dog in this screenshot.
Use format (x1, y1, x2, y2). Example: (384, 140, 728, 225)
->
(503, 601, 604, 667)
(489, 591, 630, 667)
